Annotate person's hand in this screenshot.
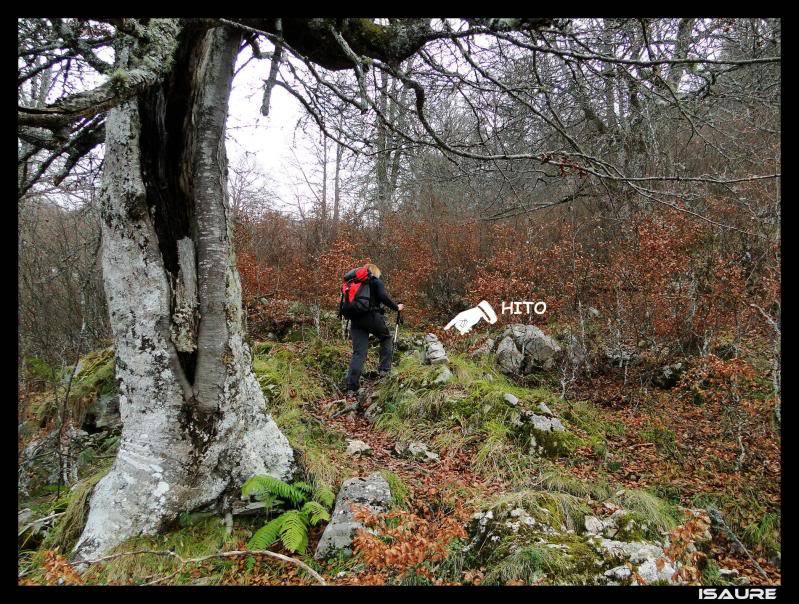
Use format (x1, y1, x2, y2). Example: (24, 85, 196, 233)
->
(443, 301, 497, 335)
(397, 303, 405, 311)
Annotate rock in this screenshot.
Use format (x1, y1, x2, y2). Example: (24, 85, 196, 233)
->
(433, 366, 453, 385)
(502, 324, 562, 373)
(652, 362, 685, 389)
(537, 402, 553, 415)
(503, 393, 519, 406)
(596, 538, 665, 564)
(503, 507, 539, 534)
(83, 393, 121, 431)
(606, 509, 654, 542)
(584, 516, 605, 535)
(495, 336, 523, 374)
(563, 333, 588, 367)
(529, 413, 554, 432)
(468, 504, 605, 582)
(18, 425, 90, 496)
(635, 558, 677, 584)
(231, 500, 273, 516)
(18, 508, 33, 533)
(364, 401, 384, 423)
(471, 338, 496, 357)
(512, 409, 570, 457)
(719, 567, 751, 586)
(520, 411, 565, 434)
(394, 440, 440, 462)
(424, 333, 448, 365)
(394, 334, 415, 352)
(604, 565, 632, 581)
(346, 439, 372, 456)
(314, 473, 392, 559)
(357, 388, 371, 409)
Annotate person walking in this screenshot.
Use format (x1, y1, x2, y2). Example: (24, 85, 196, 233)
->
(343, 263, 403, 394)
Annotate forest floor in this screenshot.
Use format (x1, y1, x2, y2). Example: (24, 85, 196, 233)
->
(18, 321, 781, 586)
(312, 377, 781, 586)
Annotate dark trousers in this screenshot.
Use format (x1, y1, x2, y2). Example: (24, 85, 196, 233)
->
(345, 311, 393, 391)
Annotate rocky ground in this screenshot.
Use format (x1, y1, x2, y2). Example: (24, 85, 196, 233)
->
(18, 317, 781, 586)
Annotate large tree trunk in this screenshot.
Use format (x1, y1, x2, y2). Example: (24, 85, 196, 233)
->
(73, 26, 294, 562)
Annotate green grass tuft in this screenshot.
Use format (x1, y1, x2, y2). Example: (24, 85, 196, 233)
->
(742, 512, 780, 558)
(381, 470, 410, 508)
(537, 467, 612, 501)
(483, 543, 571, 585)
(83, 516, 233, 585)
(614, 489, 681, 535)
(42, 466, 112, 553)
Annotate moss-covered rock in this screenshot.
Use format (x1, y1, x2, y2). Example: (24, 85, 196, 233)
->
(459, 481, 690, 585)
(371, 352, 576, 469)
(464, 501, 605, 585)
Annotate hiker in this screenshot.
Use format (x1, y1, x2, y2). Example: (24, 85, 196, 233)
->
(341, 263, 403, 394)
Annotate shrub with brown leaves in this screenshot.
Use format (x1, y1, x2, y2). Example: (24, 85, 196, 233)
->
(350, 503, 467, 585)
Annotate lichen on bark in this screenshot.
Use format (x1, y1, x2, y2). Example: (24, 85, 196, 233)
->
(73, 26, 294, 563)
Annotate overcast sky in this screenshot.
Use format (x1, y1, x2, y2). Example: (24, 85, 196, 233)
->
(226, 45, 316, 213)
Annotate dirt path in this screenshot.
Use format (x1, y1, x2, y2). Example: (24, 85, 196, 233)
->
(311, 384, 502, 507)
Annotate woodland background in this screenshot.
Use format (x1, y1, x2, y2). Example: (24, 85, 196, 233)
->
(18, 17, 780, 586)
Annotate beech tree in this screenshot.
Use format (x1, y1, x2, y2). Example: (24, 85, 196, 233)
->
(17, 17, 779, 561)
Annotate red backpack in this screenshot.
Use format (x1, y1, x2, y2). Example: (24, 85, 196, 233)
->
(339, 266, 373, 319)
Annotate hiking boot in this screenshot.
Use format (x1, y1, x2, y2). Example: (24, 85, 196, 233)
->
(339, 378, 358, 393)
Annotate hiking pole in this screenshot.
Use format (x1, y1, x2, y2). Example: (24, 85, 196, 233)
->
(391, 309, 402, 367)
(393, 310, 402, 345)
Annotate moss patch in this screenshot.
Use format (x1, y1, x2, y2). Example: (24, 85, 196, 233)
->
(82, 517, 235, 585)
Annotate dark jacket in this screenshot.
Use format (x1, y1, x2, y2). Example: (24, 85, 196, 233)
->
(370, 276, 399, 313)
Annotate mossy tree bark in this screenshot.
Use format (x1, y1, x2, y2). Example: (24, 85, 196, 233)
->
(73, 26, 294, 562)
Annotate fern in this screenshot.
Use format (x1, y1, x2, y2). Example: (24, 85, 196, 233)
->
(247, 515, 285, 550)
(293, 481, 314, 495)
(242, 475, 307, 506)
(301, 500, 331, 525)
(279, 510, 310, 554)
(254, 492, 280, 515)
(244, 478, 335, 554)
(313, 486, 335, 508)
